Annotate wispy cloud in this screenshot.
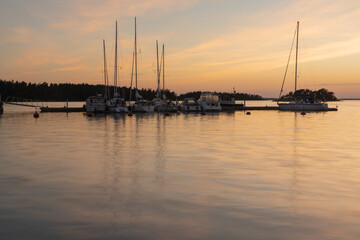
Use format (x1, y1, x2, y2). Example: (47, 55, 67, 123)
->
(168, 0, 360, 74)
(1, 0, 359, 96)
(50, 0, 201, 34)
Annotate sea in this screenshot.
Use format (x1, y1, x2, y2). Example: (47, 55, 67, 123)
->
(0, 100, 359, 240)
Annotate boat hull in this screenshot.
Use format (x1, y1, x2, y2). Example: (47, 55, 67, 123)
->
(131, 103, 155, 113)
(199, 103, 222, 112)
(108, 106, 129, 114)
(180, 105, 202, 112)
(156, 105, 178, 112)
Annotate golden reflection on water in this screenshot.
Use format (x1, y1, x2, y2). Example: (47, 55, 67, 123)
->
(0, 101, 359, 239)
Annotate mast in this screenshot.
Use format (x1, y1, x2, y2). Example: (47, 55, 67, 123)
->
(295, 21, 299, 93)
(114, 21, 118, 96)
(129, 51, 134, 101)
(162, 44, 165, 93)
(156, 40, 160, 99)
(103, 40, 109, 100)
(134, 17, 138, 90)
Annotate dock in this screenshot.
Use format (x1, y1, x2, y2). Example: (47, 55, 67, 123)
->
(222, 105, 337, 111)
(40, 106, 86, 112)
(222, 106, 280, 111)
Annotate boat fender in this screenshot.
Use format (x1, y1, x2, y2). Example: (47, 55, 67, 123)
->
(33, 111, 39, 118)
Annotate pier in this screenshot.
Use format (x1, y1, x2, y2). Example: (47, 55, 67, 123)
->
(40, 106, 86, 112)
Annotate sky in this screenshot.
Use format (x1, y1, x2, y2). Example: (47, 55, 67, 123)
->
(1, 0, 360, 98)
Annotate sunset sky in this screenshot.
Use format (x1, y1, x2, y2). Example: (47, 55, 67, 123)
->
(1, 0, 360, 97)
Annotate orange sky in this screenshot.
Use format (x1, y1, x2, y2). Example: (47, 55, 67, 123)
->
(1, 0, 360, 97)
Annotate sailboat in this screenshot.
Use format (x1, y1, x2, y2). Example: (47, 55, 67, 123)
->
(278, 21, 328, 111)
(85, 41, 109, 113)
(152, 41, 178, 112)
(108, 21, 128, 114)
(130, 17, 155, 113)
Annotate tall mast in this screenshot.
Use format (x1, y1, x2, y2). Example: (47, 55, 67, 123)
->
(114, 21, 118, 96)
(103, 40, 109, 100)
(156, 40, 160, 99)
(134, 17, 138, 90)
(162, 44, 165, 92)
(129, 51, 134, 101)
(295, 21, 299, 93)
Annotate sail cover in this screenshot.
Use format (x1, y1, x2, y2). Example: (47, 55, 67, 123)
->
(135, 90, 143, 99)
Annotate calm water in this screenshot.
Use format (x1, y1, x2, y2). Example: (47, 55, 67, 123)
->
(0, 101, 359, 240)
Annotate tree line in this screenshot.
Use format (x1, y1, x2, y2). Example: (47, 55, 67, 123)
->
(0, 79, 265, 102)
(279, 88, 338, 101)
(178, 91, 263, 100)
(0, 80, 176, 101)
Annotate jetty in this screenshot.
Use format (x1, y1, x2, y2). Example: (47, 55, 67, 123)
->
(40, 106, 86, 112)
(0, 95, 337, 113)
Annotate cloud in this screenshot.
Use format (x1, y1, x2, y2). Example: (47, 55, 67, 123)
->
(50, 0, 201, 34)
(0, 27, 34, 44)
(167, 0, 360, 74)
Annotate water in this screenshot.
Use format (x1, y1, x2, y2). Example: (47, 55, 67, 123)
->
(0, 101, 359, 240)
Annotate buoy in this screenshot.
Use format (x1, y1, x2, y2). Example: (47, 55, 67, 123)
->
(246, 112, 251, 115)
(164, 112, 170, 116)
(128, 112, 133, 117)
(301, 111, 306, 115)
(87, 112, 93, 117)
(33, 111, 39, 118)
(201, 111, 206, 115)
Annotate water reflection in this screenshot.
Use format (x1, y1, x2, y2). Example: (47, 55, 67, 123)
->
(1, 102, 360, 239)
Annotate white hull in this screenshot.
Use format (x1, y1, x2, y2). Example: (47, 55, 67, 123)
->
(180, 98, 202, 112)
(85, 96, 107, 113)
(199, 102, 222, 112)
(153, 99, 178, 112)
(131, 102, 155, 113)
(198, 93, 222, 112)
(108, 97, 128, 114)
(85, 104, 106, 113)
(156, 105, 178, 112)
(180, 105, 201, 112)
(108, 105, 129, 114)
(278, 102, 328, 111)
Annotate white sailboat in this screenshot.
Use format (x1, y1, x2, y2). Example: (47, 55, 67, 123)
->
(152, 41, 178, 112)
(108, 21, 128, 114)
(85, 41, 109, 113)
(278, 21, 328, 111)
(130, 17, 155, 113)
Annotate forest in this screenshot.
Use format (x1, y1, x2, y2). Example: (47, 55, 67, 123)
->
(0, 80, 176, 101)
(278, 88, 338, 101)
(0, 80, 264, 101)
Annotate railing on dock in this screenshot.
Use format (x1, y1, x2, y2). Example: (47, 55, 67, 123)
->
(5, 96, 44, 108)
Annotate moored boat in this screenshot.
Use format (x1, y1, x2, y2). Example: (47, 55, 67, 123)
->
(198, 92, 222, 112)
(277, 21, 329, 111)
(129, 17, 155, 113)
(85, 94, 107, 113)
(180, 98, 201, 112)
(152, 41, 178, 112)
(108, 21, 128, 114)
